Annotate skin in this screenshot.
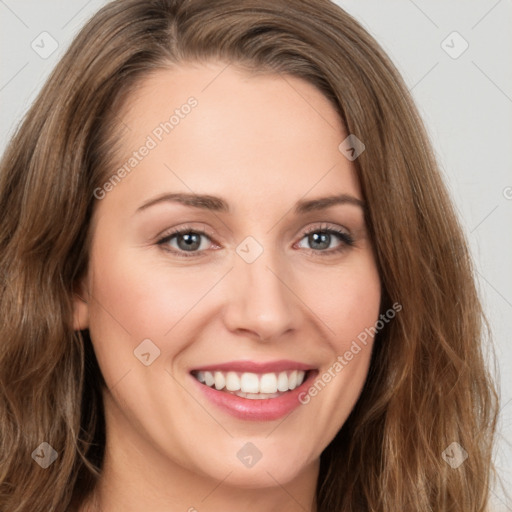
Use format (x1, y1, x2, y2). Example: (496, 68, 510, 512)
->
(73, 62, 381, 512)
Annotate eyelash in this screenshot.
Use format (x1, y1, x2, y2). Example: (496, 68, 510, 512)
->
(156, 223, 355, 259)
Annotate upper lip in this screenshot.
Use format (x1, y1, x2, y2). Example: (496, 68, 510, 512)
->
(190, 360, 315, 374)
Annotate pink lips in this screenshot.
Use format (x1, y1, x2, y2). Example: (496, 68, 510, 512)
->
(189, 360, 318, 421)
(191, 359, 314, 373)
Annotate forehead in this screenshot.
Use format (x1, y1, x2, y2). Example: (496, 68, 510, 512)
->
(98, 61, 361, 216)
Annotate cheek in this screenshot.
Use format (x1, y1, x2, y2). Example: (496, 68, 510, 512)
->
(301, 255, 381, 350)
(86, 241, 227, 378)
(294, 255, 381, 422)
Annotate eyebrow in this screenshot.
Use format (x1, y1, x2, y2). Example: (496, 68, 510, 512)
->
(136, 192, 366, 215)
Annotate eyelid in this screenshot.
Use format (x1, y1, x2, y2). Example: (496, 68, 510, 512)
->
(156, 223, 215, 243)
(300, 222, 350, 237)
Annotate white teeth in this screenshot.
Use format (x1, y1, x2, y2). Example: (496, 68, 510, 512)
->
(204, 371, 214, 387)
(240, 372, 259, 393)
(214, 371, 225, 390)
(277, 371, 289, 392)
(260, 373, 278, 394)
(194, 369, 308, 394)
(225, 371, 241, 391)
(289, 370, 298, 390)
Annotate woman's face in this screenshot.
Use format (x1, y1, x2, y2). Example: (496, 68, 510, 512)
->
(74, 62, 381, 490)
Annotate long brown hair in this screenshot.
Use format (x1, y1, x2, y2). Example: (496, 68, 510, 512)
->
(0, 0, 498, 510)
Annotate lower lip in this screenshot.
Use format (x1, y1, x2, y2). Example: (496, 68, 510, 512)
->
(190, 371, 318, 421)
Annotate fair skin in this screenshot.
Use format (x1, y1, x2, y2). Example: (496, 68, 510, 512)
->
(74, 62, 381, 512)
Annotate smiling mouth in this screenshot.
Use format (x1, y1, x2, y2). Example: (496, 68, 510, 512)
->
(191, 369, 311, 400)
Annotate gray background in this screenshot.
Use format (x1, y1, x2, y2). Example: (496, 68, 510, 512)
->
(1, 0, 511, 509)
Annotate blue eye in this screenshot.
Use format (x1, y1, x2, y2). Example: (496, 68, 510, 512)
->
(157, 226, 212, 258)
(296, 224, 354, 256)
(156, 223, 354, 258)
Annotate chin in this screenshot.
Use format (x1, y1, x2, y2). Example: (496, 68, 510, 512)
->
(192, 444, 316, 490)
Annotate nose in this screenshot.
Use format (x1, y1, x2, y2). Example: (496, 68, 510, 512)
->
(222, 244, 302, 342)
